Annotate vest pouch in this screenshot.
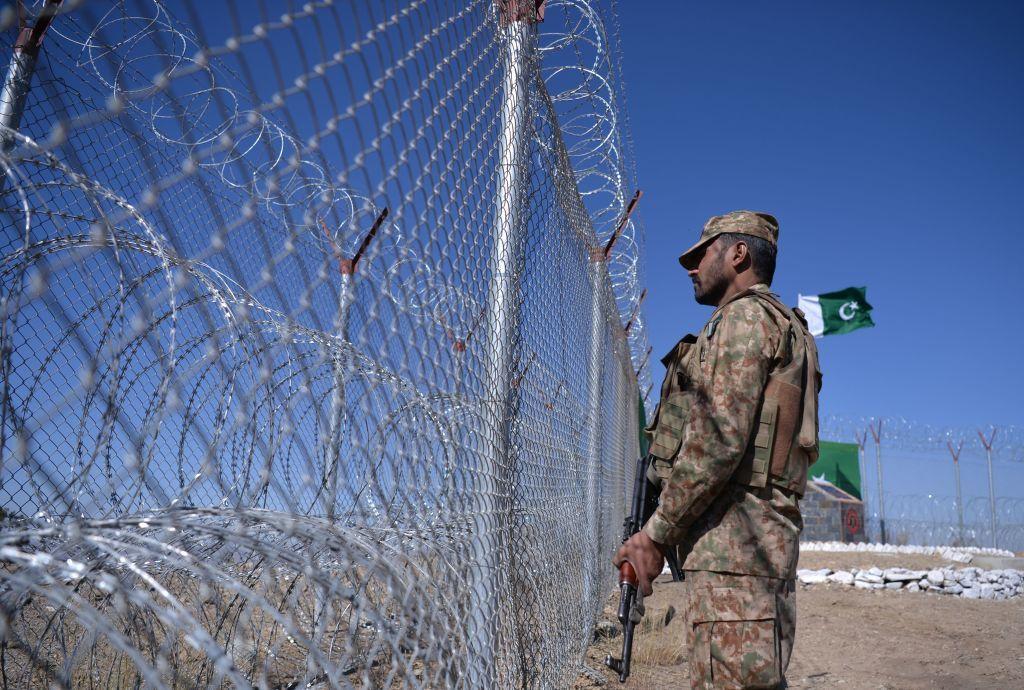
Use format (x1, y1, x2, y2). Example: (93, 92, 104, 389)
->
(782, 447, 811, 496)
(648, 392, 689, 461)
(733, 398, 776, 489)
(646, 456, 674, 487)
(647, 336, 697, 461)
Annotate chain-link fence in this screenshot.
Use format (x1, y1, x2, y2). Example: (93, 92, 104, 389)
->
(0, 1, 650, 686)
(822, 417, 1024, 552)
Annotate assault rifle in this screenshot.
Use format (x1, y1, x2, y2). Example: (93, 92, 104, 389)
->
(604, 455, 682, 683)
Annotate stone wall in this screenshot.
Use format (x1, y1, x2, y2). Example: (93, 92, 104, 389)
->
(801, 482, 865, 542)
(797, 565, 1024, 600)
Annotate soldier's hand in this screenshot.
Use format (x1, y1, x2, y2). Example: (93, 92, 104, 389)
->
(612, 530, 666, 597)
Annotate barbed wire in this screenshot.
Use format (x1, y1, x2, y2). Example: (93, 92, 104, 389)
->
(1, 0, 647, 686)
(822, 415, 1024, 461)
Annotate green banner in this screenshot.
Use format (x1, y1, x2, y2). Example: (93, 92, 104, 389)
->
(813, 441, 862, 498)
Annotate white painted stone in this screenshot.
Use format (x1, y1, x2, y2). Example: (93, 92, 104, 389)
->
(940, 548, 973, 563)
(828, 570, 855, 586)
(798, 570, 829, 585)
(800, 542, 1014, 559)
(855, 571, 883, 584)
(884, 568, 926, 582)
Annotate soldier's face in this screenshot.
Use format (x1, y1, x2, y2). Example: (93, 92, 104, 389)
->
(689, 239, 728, 306)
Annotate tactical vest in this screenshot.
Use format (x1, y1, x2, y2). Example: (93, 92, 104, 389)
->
(644, 289, 822, 496)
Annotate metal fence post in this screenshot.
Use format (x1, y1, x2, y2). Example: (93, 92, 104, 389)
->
(947, 440, 964, 546)
(869, 420, 885, 543)
(855, 430, 867, 501)
(321, 210, 386, 522)
(465, 4, 538, 685)
(978, 428, 998, 548)
(583, 253, 607, 623)
(0, 1, 63, 188)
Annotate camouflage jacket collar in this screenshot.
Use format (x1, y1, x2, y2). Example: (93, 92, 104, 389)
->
(711, 282, 773, 318)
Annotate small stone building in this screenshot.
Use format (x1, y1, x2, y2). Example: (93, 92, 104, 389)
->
(801, 478, 866, 542)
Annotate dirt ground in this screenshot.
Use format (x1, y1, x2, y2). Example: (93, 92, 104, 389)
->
(578, 551, 1024, 689)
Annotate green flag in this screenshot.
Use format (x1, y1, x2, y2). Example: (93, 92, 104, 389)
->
(797, 286, 874, 337)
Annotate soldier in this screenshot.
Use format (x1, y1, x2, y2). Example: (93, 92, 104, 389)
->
(613, 211, 821, 689)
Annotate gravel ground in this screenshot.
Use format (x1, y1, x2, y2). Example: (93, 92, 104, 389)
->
(577, 552, 1024, 689)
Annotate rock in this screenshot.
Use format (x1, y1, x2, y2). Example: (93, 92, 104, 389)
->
(941, 548, 972, 563)
(884, 568, 926, 582)
(906, 582, 920, 592)
(798, 569, 830, 585)
(980, 584, 997, 600)
(867, 567, 884, 577)
(594, 621, 619, 640)
(943, 583, 964, 595)
(962, 587, 981, 599)
(918, 579, 930, 590)
(855, 572, 883, 584)
(579, 664, 608, 686)
(853, 580, 876, 590)
(885, 581, 903, 590)
(828, 570, 855, 586)
(926, 570, 944, 586)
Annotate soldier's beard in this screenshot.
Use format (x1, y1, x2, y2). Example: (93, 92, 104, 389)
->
(693, 256, 728, 306)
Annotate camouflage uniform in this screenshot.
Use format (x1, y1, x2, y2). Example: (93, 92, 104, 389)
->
(643, 212, 821, 689)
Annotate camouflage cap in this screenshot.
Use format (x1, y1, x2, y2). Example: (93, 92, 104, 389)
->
(678, 211, 779, 270)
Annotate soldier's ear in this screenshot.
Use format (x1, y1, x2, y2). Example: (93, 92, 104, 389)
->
(729, 240, 750, 269)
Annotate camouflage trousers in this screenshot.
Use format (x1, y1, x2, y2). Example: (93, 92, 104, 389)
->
(684, 571, 796, 689)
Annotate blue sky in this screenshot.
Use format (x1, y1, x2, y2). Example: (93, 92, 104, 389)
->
(618, 1, 1023, 430)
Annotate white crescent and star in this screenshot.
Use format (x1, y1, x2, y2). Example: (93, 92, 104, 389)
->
(838, 301, 860, 321)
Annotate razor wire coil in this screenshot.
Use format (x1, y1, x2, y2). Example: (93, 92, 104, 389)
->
(0, 1, 650, 687)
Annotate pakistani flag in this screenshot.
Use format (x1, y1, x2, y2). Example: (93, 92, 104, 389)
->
(797, 287, 874, 337)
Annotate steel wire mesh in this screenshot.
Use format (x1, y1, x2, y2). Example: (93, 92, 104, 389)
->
(0, 1, 650, 687)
